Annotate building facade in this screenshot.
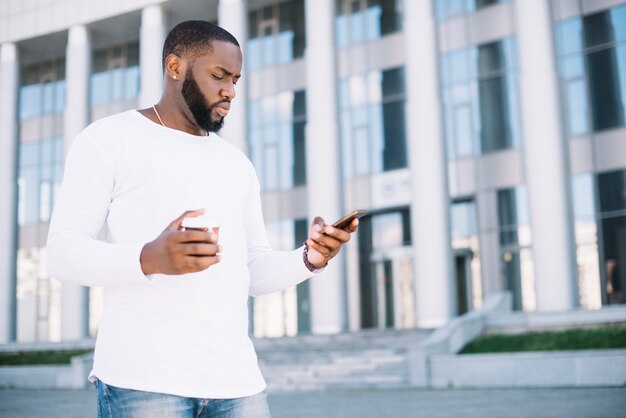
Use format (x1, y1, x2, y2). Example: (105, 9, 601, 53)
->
(1, 0, 625, 344)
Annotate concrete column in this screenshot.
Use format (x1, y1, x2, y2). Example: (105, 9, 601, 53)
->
(139, 4, 166, 108)
(0, 43, 19, 343)
(514, 0, 575, 311)
(404, 0, 454, 327)
(218, 0, 248, 154)
(62, 25, 91, 340)
(304, 0, 345, 334)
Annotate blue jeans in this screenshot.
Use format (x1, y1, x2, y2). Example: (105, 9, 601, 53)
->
(95, 379, 271, 418)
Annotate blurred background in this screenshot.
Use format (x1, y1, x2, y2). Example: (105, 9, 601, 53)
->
(0, 0, 625, 347)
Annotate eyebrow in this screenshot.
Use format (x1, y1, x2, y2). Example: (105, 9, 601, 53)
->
(216, 66, 241, 79)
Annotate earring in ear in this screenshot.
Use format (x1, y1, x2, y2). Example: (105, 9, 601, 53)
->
(173, 75, 177, 79)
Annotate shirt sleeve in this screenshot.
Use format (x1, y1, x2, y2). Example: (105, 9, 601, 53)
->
(244, 166, 324, 297)
(46, 133, 149, 287)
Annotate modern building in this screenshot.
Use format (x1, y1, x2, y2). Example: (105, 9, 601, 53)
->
(1, 0, 625, 344)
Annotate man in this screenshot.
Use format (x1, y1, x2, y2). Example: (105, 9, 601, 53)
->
(47, 21, 358, 417)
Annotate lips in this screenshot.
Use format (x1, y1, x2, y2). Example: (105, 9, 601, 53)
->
(215, 102, 230, 117)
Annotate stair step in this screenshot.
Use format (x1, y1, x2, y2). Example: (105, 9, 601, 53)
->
(251, 328, 431, 391)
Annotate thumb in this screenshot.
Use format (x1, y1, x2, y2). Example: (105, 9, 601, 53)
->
(168, 209, 205, 231)
(310, 216, 325, 230)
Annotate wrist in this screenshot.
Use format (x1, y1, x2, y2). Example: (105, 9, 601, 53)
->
(303, 243, 327, 272)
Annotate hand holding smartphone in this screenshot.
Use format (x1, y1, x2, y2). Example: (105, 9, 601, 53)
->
(331, 210, 368, 230)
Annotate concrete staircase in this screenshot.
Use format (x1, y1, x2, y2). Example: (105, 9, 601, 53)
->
(251, 328, 433, 392)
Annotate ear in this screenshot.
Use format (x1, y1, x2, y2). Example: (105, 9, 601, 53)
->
(164, 54, 184, 80)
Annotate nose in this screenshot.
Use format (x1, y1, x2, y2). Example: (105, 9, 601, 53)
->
(221, 81, 236, 101)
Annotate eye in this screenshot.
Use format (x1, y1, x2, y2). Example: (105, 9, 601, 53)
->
(212, 74, 224, 81)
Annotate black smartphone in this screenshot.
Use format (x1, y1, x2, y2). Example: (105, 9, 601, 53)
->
(332, 210, 368, 230)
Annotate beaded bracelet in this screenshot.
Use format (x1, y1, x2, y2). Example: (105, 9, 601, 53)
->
(303, 243, 328, 272)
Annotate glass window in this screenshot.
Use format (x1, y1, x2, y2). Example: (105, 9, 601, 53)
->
(435, 0, 507, 21)
(451, 198, 482, 311)
(572, 170, 626, 306)
(478, 41, 507, 75)
(55, 80, 66, 113)
(584, 5, 626, 48)
(18, 62, 66, 234)
(556, 17, 583, 55)
(478, 75, 513, 152)
(600, 215, 626, 304)
(90, 72, 110, 107)
(371, 210, 411, 250)
(497, 188, 518, 245)
(587, 44, 626, 131)
(339, 67, 407, 178)
(248, 0, 305, 72)
(90, 42, 141, 116)
(17, 138, 65, 228)
(248, 90, 307, 191)
(19, 142, 39, 167)
(293, 121, 307, 186)
(451, 199, 478, 244)
(40, 138, 55, 166)
(381, 67, 405, 98)
(497, 187, 534, 311)
(19, 62, 65, 119)
(19, 84, 42, 119)
(382, 100, 407, 170)
(597, 168, 626, 304)
(556, 6, 626, 135)
(441, 38, 521, 159)
(335, 0, 402, 48)
(497, 187, 530, 243)
(572, 174, 597, 219)
(42, 82, 56, 114)
(293, 90, 306, 118)
(565, 79, 588, 136)
(16, 63, 65, 343)
(18, 167, 39, 225)
(253, 219, 300, 338)
(448, 49, 471, 84)
(125, 66, 140, 100)
(555, 18, 588, 136)
(598, 170, 626, 214)
(452, 104, 474, 157)
(560, 54, 585, 79)
(571, 173, 602, 309)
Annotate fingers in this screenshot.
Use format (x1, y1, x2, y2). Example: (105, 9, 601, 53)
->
(177, 240, 221, 272)
(174, 229, 218, 244)
(318, 224, 352, 244)
(306, 226, 346, 256)
(306, 238, 334, 258)
(178, 242, 221, 257)
(183, 254, 221, 271)
(304, 215, 361, 269)
(345, 218, 360, 233)
(167, 208, 205, 230)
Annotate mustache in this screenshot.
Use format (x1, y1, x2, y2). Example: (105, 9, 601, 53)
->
(211, 99, 231, 107)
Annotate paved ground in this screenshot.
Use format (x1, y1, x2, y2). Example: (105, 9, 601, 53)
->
(1, 387, 625, 418)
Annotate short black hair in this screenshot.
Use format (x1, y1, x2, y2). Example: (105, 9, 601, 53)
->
(162, 21, 240, 69)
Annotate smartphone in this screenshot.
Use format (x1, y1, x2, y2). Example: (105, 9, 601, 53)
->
(332, 210, 368, 230)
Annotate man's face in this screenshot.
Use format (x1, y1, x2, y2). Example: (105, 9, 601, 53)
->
(181, 41, 242, 133)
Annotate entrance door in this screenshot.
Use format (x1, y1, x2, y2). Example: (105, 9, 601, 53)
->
(367, 247, 415, 329)
(454, 251, 473, 315)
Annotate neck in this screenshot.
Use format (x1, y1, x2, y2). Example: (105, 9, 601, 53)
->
(153, 101, 208, 137)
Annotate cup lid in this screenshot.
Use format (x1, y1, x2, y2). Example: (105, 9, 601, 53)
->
(181, 216, 220, 229)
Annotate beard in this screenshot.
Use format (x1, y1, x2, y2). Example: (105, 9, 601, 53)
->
(181, 66, 227, 134)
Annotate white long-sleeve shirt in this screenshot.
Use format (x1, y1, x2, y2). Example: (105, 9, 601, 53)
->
(47, 110, 318, 398)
